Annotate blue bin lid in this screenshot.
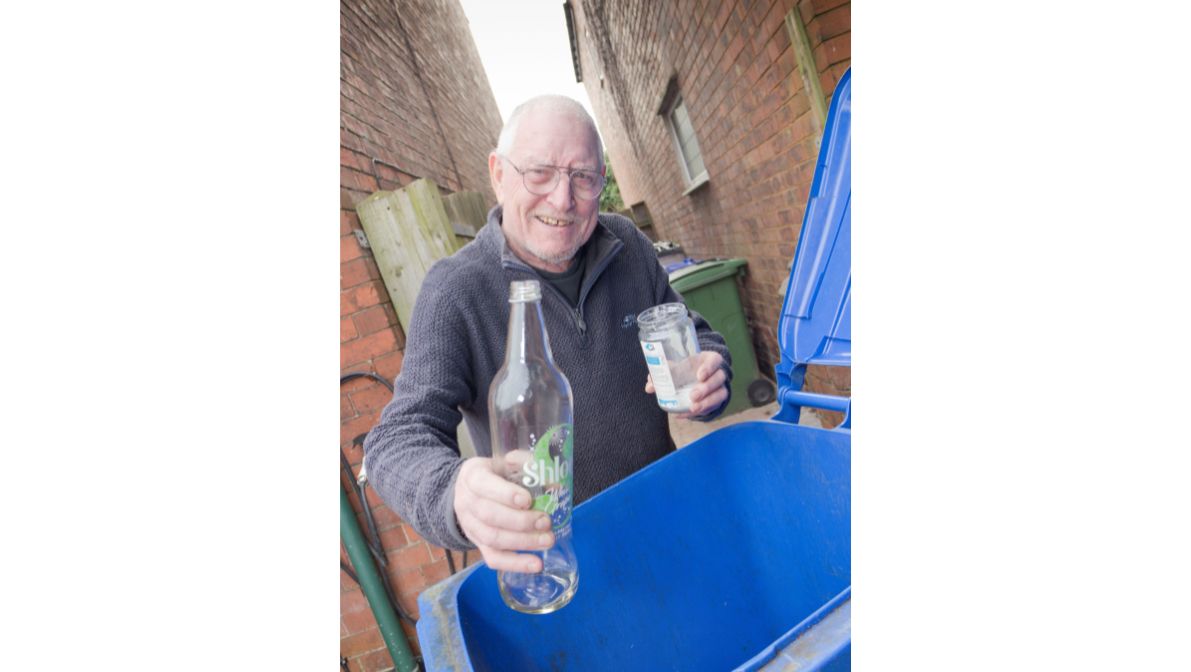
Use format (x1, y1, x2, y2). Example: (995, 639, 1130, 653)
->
(777, 69, 851, 370)
(663, 257, 701, 274)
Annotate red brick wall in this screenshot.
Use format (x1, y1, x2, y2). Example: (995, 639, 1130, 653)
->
(340, 0, 501, 668)
(572, 0, 850, 424)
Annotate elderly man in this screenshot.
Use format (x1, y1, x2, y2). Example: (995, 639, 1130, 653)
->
(363, 95, 732, 573)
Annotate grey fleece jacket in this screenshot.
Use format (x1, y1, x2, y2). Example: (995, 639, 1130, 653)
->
(362, 206, 732, 550)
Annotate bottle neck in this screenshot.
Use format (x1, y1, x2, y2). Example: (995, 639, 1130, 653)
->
(505, 298, 552, 364)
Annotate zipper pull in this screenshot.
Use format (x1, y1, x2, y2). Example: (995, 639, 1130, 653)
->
(574, 307, 587, 336)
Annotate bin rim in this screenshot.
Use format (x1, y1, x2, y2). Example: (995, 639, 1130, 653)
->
(669, 257, 747, 291)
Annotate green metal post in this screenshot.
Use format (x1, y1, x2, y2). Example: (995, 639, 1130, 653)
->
(341, 484, 418, 672)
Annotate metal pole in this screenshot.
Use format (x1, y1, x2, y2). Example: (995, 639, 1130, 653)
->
(341, 485, 418, 672)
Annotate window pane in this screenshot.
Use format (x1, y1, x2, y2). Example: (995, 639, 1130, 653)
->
(669, 98, 706, 181)
(686, 143, 705, 178)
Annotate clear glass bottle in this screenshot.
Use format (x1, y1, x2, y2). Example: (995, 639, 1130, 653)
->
(488, 279, 579, 614)
(637, 302, 701, 413)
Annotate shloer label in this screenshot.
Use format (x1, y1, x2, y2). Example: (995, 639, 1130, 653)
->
(522, 454, 571, 488)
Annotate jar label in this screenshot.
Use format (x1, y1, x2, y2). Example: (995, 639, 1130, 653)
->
(640, 340, 680, 407)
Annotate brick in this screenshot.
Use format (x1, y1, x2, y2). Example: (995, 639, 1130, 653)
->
(365, 482, 386, 509)
(341, 232, 365, 264)
(395, 590, 420, 624)
(341, 280, 386, 316)
(378, 523, 408, 550)
(341, 389, 356, 420)
(341, 186, 369, 210)
(388, 564, 425, 595)
(352, 304, 398, 337)
(356, 647, 394, 672)
(341, 327, 397, 369)
(372, 350, 405, 381)
(340, 371, 380, 395)
(813, 4, 850, 41)
(341, 316, 359, 344)
(340, 589, 375, 635)
(369, 502, 404, 531)
(810, 0, 849, 16)
(350, 380, 394, 415)
(342, 436, 364, 467)
(388, 542, 432, 573)
(341, 410, 381, 449)
(401, 523, 422, 545)
(342, 165, 380, 193)
(798, 0, 816, 26)
(340, 626, 385, 660)
(422, 558, 451, 586)
(341, 209, 358, 237)
(341, 145, 372, 173)
(341, 257, 374, 289)
(820, 31, 849, 66)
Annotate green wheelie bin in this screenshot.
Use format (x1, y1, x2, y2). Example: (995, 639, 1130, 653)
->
(669, 258, 774, 416)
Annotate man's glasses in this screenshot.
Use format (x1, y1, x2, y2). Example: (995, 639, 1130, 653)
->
(499, 155, 605, 201)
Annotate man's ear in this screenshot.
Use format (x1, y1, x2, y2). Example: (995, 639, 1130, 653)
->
(488, 152, 504, 204)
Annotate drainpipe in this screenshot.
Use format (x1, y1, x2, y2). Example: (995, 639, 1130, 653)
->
(341, 484, 418, 672)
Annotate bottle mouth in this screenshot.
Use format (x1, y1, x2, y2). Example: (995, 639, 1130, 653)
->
(509, 280, 542, 302)
(636, 302, 688, 326)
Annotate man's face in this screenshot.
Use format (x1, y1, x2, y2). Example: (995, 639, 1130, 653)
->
(489, 108, 602, 273)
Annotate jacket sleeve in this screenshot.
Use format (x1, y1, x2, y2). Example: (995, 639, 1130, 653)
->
(362, 271, 477, 551)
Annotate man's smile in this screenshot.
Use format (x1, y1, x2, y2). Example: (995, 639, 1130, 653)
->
(536, 215, 573, 228)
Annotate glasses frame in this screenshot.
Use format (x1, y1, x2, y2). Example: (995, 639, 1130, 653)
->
(498, 154, 606, 201)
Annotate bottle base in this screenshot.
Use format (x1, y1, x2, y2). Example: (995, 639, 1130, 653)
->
(498, 571, 579, 615)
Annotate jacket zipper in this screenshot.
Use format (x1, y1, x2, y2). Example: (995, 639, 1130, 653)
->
(500, 228, 623, 341)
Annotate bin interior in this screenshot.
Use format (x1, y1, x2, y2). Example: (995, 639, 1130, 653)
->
(440, 420, 849, 672)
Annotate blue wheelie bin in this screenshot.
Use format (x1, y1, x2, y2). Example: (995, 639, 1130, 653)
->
(416, 68, 852, 671)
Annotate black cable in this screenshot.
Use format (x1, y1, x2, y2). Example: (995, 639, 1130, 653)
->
(445, 549, 457, 575)
(341, 371, 394, 392)
(340, 561, 359, 585)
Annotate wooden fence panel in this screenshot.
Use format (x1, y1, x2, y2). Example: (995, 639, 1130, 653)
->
(355, 179, 462, 332)
(356, 178, 478, 457)
(442, 191, 489, 242)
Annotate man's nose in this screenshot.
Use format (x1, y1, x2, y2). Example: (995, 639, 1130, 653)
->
(545, 173, 575, 209)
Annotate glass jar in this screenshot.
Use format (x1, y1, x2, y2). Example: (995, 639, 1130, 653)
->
(636, 302, 701, 413)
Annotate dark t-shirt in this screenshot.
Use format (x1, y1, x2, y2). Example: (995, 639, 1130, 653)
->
(535, 243, 590, 306)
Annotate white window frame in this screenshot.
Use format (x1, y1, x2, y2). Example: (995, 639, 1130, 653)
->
(663, 94, 710, 194)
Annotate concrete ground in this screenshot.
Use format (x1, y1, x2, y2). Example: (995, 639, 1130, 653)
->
(669, 400, 824, 448)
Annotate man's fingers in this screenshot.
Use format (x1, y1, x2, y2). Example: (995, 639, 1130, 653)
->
(461, 516, 554, 552)
(454, 456, 554, 553)
(462, 455, 531, 508)
(478, 545, 545, 573)
(696, 351, 725, 380)
(644, 374, 655, 394)
(688, 384, 728, 416)
(471, 498, 551, 535)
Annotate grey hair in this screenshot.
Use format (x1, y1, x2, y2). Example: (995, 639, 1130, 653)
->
(495, 95, 604, 169)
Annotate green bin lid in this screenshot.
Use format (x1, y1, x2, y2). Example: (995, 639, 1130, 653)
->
(669, 258, 747, 293)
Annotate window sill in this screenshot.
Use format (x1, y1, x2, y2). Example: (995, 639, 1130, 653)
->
(681, 173, 710, 196)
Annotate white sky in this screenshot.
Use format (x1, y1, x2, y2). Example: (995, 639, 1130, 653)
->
(457, 0, 595, 125)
